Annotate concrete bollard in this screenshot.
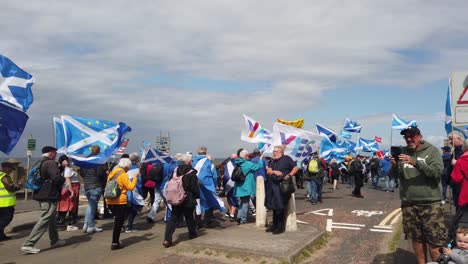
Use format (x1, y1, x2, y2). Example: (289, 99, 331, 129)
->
(256, 176, 267, 227)
(285, 193, 297, 232)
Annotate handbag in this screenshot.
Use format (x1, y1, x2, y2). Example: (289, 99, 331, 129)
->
(279, 178, 295, 195)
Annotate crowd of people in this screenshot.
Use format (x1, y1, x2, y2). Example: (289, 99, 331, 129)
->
(0, 126, 467, 263)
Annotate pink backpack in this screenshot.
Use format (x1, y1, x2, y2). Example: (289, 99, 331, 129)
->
(165, 168, 193, 206)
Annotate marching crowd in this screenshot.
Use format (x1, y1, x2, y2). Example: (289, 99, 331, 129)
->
(0, 125, 468, 263)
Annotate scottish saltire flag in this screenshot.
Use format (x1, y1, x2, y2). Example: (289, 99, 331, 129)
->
(264, 122, 324, 162)
(392, 114, 418, 130)
(139, 140, 152, 161)
(337, 139, 356, 155)
(343, 118, 362, 133)
(116, 138, 129, 155)
(374, 136, 382, 143)
(445, 82, 468, 137)
(0, 55, 34, 112)
(53, 117, 66, 153)
(339, 130, 352, 141)
(356, 137, 379, 152)
(320, 137, 348, 163)
(193, 156, 225, 213)
(59, 115, 131, 167)
(316, 123, 337, 142)
(142, 147, 173, 164)
(0, 102, 29, 155)
(241, 114, 272, 143)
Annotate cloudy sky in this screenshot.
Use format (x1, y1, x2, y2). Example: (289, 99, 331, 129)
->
(2, 0, 468, 159)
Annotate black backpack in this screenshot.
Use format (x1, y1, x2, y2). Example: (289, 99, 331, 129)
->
(231, 165, 245, 183)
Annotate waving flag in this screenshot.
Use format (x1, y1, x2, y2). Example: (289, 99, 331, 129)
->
(0, 55, 34, 112)
(142, 147, 173, 164)
(320, 138, 349, 163)
(356, 137, 379, 152)
(241, 114, 272, 143)
(53, 117, 66, 153)
(392, 114, 418, 130)
(0, 102, 29, 155)
(58, 115, 131, 167)
(339, 130, 352, 141)
(343, 118, 362, 133)
(193, 156, 226, 213)
(337, 139, 357, 155)
(374, 136, 382, 143)
(276, 118, 304, 128)
(264, 122, 324, 162)
(116, 138, 130, 155)
(316, 123, 337, 142)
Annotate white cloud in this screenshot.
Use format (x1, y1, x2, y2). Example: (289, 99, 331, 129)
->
(1, 0, 466, 158)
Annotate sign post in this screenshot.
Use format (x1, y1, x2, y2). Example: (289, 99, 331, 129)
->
(451, 72, 468, 126)
(25, 135, 36, 200)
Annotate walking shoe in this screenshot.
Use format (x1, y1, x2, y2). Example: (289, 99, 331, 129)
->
(50, 239, 66, 248)
(265, 226, 276, 232)
(306, 194, 310, 198)
(162, 241, 172, 248)
(146, 217, 154, 224)
(86, 227, 103, 233)
(67, 225, 79, 231)
(125, 228, 138, 233)
(82, 223, 88, 233)
(111, 242, 124, 250)
(441, 200, 446, 205)
(390, 190, 395, 192)
(272, 229, 285, 235)
(21, 246, 41, 254)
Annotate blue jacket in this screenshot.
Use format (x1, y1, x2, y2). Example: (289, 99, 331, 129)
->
(233, 158, 263, 198)
(162, 160, 179, 190)
(379, 157, 391, 174)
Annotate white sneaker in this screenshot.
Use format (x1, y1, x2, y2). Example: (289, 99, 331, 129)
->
(21, 246, 41, 254)
(306, 194, 310, 198)
(50, 239, 66, 248)
(86, 227, 103, 233)
(82, 223, 88, 233)
(441, 200, 446, 205)
(67, 225, 79, 231)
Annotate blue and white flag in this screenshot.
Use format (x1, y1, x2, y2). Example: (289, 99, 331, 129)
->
(343, 118, 362, 133)
(319, 137, 349, 163)
(193, 156, 226, 213)
(142, 147, 173, 164)
(53, 117, 66, 153)
(315, 123, 337, 142)
(391, 114, 418, 130)
(0, 102, 29, 155)
(58, 115, 131, 167)
(339, 130, 353, 141)
(337, 139, 357, 155)
(0, 55, 34, 112)
(356, 137, 379, 152)
(445, 82, 468, 137)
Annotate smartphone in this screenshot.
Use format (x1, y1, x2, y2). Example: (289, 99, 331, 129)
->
(391, 146, 402, 161)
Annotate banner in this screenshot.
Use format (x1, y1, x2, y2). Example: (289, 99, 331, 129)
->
(240, 114, 272, 143)
(276, 118, 304, 128)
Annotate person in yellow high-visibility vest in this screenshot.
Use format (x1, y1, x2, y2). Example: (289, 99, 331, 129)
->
(0, 161, 22, 241)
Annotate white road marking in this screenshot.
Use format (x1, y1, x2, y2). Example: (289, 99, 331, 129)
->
(326, 219, 365, 232)
(351, 210, 383, 217)
(305, 208, 334, 216)
(297, 220, 310, 225)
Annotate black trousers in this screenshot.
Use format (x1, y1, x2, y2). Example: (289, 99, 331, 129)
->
(164, 206, 196, 242)
(108, 204, 126, 244)
(353, 174, 364, 195)
(272, 208, 287, 231)
(0, 206, 14, 238)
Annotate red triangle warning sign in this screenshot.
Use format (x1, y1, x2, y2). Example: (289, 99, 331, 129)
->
(457, 86, 468, 105)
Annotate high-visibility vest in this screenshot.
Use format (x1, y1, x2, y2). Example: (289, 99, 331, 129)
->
(0, 172, 16, 207)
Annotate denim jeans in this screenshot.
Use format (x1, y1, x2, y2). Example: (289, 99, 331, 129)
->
(147, 188, 163, 220)
(85, 187, 102, 228)
(305, 180, 312, 197)
(237, 196, 250, 224)
(385, 174, 394, 191)
(310, 178, 323, 203)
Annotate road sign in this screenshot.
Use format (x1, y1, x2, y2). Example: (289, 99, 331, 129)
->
(27, 138, 36, 151)
(451, 72, 468, 124)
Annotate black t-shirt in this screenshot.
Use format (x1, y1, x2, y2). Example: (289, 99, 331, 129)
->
(268, 155, 296, 177)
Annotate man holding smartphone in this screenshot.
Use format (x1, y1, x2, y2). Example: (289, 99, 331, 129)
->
(391, 126, 445, 264)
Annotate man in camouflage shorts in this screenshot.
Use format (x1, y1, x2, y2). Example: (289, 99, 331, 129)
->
(391, 126, 446, 264)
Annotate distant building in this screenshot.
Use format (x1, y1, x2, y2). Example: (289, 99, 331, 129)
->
(156, 131, 170, 154)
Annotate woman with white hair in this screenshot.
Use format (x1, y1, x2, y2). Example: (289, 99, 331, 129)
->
(105, 158, 138, 250)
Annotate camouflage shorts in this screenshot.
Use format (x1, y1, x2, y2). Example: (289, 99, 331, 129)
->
(401, 202, 447, 246)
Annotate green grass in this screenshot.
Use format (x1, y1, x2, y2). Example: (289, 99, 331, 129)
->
(293, 232, 331, 264)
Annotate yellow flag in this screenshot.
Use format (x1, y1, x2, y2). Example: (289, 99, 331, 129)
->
(276, 118, 304, 128)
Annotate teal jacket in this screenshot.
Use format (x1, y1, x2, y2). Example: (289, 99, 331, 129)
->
(395, 141, 443, 204)
(233, 158, 263, 198)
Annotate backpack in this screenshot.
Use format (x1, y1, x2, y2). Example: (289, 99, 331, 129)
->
(230, 165, 245, 183)
(103, 170, 124, 199)
(308, 159, 319, 173)
(166, 168, 193, 206)
(26, 160, 44, 190)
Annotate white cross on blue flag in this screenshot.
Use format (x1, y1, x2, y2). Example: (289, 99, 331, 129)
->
(0, 55, 34, 112)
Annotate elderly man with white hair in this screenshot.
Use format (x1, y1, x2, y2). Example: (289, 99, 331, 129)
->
(447, 131, 466, 211)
